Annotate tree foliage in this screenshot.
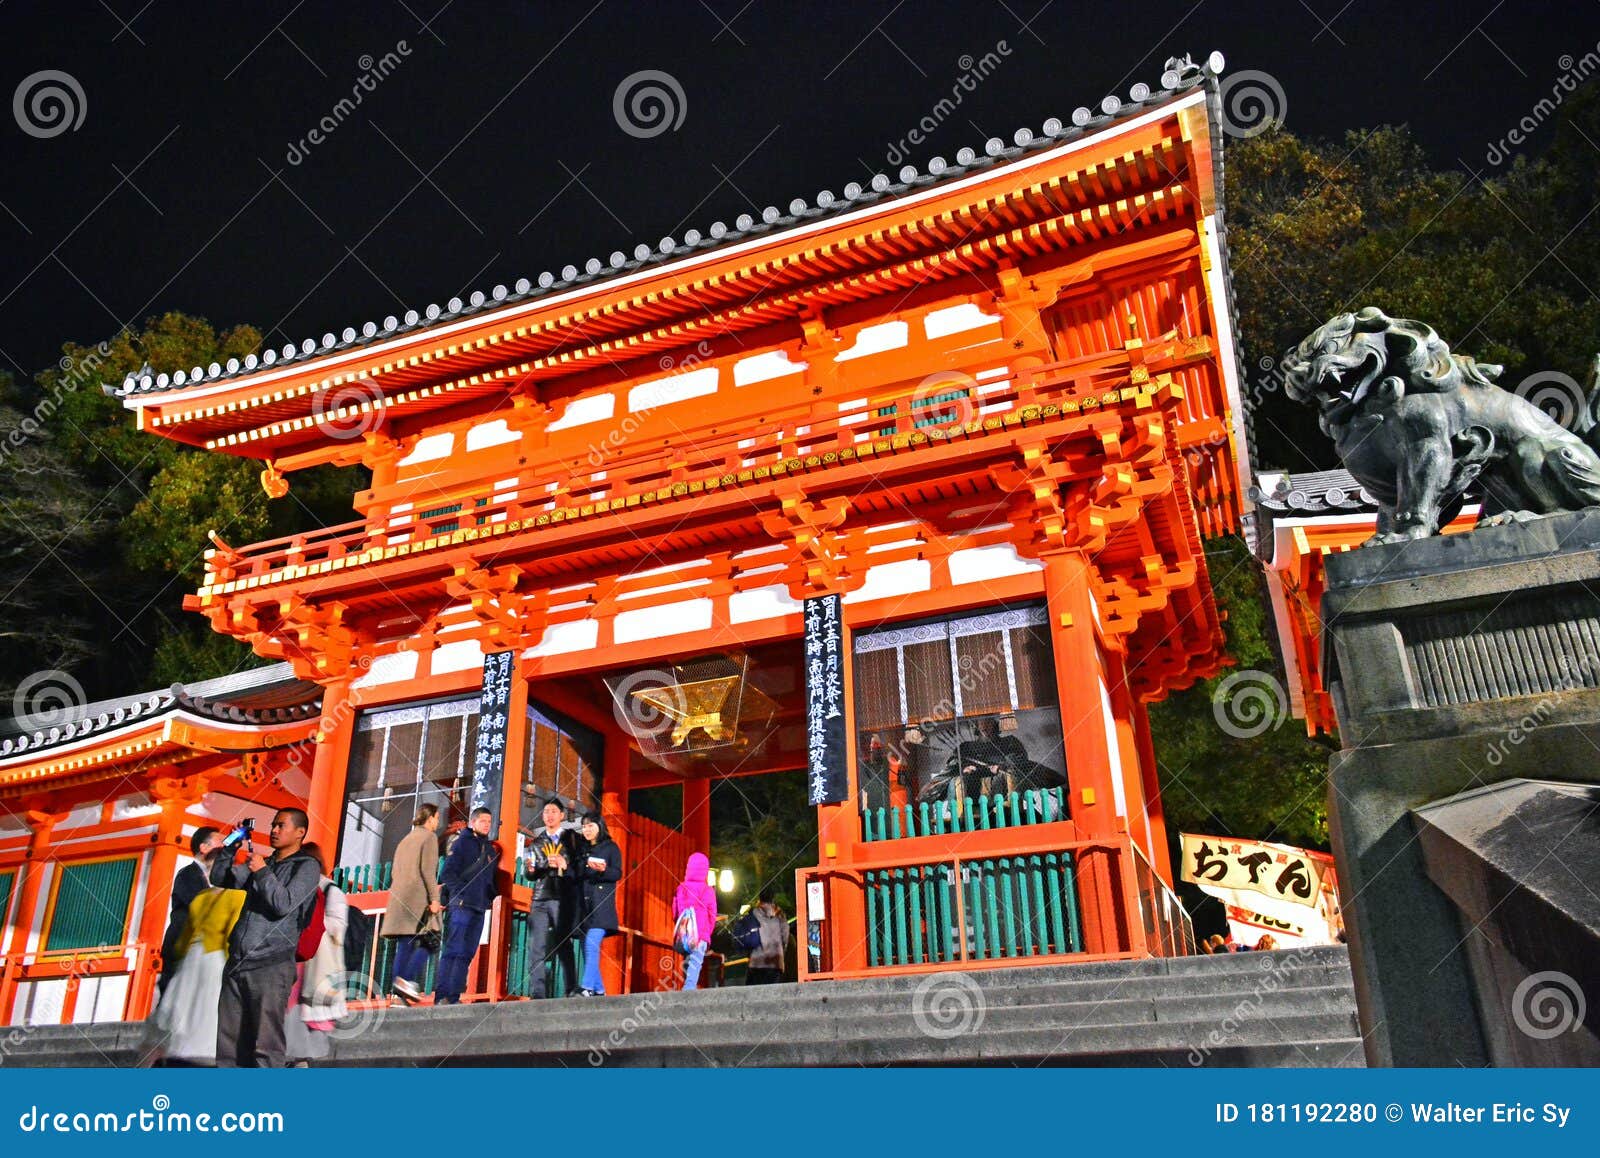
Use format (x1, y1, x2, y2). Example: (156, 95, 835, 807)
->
(1230, 85, 1600, 473)
(1, 313, 364, 709)
(1147, 537, 1334, 851)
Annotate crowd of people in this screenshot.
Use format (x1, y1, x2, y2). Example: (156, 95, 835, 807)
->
(143, 799, 793, 1067)
(1202, 933, 1279, 954)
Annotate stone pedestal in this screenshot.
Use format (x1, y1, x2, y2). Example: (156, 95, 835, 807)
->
(1321, 510, 1600, 1066)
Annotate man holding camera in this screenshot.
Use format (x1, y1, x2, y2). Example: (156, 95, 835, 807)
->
(209, 808, 321, 1067)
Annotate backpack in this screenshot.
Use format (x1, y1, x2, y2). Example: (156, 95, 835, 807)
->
(343, 900, 375, 975)
(731, 911, 763, 953)
(672, 905, 700, 954)
(295, 887, 327, 962)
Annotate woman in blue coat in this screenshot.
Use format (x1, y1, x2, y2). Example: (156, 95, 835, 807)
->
(575, 815, 622, 996)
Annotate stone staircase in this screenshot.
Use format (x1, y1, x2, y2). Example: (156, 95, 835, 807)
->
(6, 946, 1364, 1067)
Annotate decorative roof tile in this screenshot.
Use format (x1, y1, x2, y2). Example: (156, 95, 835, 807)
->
(0, 663, 321, 758)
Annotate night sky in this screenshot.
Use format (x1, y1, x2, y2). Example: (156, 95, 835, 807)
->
(2, 0, 1598, 381)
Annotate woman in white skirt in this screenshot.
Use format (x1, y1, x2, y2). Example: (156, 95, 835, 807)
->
(145, 885, 246, 1065)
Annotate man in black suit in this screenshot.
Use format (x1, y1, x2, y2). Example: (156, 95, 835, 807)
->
(156, 826, 222, 998)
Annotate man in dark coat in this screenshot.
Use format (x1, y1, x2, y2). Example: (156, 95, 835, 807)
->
(523, 798, 580, 998)
(156, 826, 221, 998)
(435, 807, 499, 1004)
(210, 808, 321, 1067)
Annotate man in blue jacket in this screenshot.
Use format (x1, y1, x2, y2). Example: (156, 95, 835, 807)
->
(210, 808, 321, 1067)
(435, 807, 498, 1004)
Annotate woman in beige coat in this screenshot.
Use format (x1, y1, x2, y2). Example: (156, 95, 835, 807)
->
(382, 804, 442, 1003)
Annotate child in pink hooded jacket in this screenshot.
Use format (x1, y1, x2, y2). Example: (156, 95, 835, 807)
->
(673, 852, 718, 990)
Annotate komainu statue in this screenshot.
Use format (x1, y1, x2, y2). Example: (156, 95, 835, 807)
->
(1282, 307, 1600, 545)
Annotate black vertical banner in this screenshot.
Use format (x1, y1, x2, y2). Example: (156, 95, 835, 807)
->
(469, 650, 515, 816)
(805, 594, 848, 805)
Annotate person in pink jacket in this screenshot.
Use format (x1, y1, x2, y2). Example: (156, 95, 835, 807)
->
(673, 852, 718, 990)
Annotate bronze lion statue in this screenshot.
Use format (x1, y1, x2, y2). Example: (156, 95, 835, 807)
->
(1281, 308, 1600, 545)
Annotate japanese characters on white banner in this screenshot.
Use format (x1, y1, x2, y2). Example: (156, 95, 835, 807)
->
(1179, 832, 1325, 906)
(1180, 833, 1343, 948)
(468, 650, 515, 816)
(804, 594, 848, 805)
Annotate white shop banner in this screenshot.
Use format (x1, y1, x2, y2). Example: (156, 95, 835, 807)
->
(1179, 832, 1326, 908)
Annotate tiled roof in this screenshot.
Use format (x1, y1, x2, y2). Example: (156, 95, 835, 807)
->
(1249, 468, 1379, 516)
(0, 662, 321, 759)
(109, 52, 1228, 400)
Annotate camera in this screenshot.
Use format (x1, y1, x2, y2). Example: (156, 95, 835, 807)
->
(221, 818, 254, 848)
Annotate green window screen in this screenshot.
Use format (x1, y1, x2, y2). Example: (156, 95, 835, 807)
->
(46, 858, 136, 951)
(0, 869, 15, 927)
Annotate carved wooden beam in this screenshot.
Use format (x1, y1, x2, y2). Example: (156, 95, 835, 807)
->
(443, 563, 544, 647)
(758, 488, 860, 599)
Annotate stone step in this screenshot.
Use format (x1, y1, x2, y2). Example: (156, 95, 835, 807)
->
(2, 947, 1363, 1068)
(418, 954, 1351, 1025)
(326, 971, 1354, 1049)
(325, 985, 1359, 1065)
(332, 1010, 1364, 1068)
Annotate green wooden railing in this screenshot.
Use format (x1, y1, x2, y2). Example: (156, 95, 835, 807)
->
(863, 852, 1082, 967)
(861, 786, 1067, 842)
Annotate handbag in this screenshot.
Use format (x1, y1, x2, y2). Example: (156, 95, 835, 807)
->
(672, 905, 699, 955)
(412, 833, 442, 951)
(296, 887, 328, 962)
(731, 911, 763, 953)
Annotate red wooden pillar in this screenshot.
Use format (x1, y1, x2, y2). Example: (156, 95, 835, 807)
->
(1131, 699, 1174, 886)
(306, 678, 355, 857)
(682, 776, 711, 856)
(600, 730, 631, 993)
(1041, 551, 1129, 955)
(0, 810, 65, 1020)
(133, 773, 209, 1017)
(814, 610, 865, 975)
(1104, 650, 1158, 871)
